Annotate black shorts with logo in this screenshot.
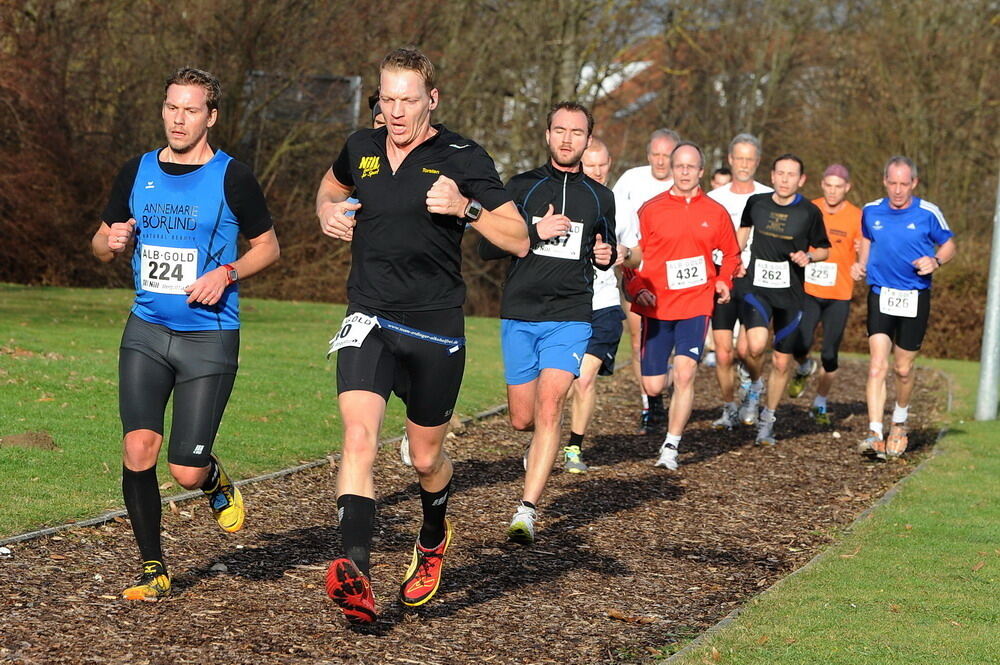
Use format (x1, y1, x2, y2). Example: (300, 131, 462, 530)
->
(336, 305, 465, 427)
(866, 288, 931, 352)
(740, 290, 802, 355)
(119, 313, 239, 467)
(585, 305, 626, 376)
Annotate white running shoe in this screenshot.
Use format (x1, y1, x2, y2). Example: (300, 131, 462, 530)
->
(712, 403, 739, 430)
(739, 388, 761, 425)
(755, 413, 776, 445)
(507, 504, 537, 544)
(399, 433, 412, 467)
(654, 443, 679, 470)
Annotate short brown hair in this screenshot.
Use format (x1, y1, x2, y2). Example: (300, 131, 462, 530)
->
(546, 101, 594, 136)
(380, 48, 436, 92)
(165, 67, 222, 111)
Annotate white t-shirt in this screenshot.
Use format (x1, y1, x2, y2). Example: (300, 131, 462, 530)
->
(592, 166, 672, 310)
(707, 180, 773, 266)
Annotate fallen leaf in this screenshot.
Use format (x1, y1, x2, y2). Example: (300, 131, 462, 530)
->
(889, 604, 901, 613)
(169, 501, 180, 515)
(710, 646, 722, 662)
(971, 561, 985, 572)
(841, 545, 863, 559)
(756, 635, 770, 645)
(607, 608, 657, 624)
(159, 481, 174, 490)
(49, 554, 66, 560)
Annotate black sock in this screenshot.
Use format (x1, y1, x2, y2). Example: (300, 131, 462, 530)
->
(568, 432, 584, 449)
(199, 457, 220, 493)
(418, 481, 451, 549)
(337, 494, 376, 578)
(648, 394, 665, 417)
(122, 465, 163, 567)
(520, 500, 536, 510)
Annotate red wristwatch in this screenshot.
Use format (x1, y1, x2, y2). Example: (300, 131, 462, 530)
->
(223, 264, 238, 286)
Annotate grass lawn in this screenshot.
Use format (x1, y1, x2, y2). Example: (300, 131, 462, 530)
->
(0, 284, 508, 537)
(667, 357, 1000, 664)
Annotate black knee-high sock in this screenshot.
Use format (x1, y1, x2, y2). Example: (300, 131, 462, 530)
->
(199, 457, 220, 493)
(418, 481, 451, 549)
(337, 494, 376, 577)
(122, 465, 163, 567)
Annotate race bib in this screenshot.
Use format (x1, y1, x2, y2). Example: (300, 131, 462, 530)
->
(753, 259, 790, 289)
(327, 313, 379, 357)
(879, 287, 918, 318)
(805, 261, 837, 287)
(666, 255, 707, 290)
(531, 216, 583, 260)
(140, 244, 198, 295)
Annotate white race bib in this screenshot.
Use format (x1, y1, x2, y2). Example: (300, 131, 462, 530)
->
(805, 261, 837, 287)
(140, 244, 198, 295)
(753, 259, 790, 289)
(879, 287, 918, 318)
(666, 255, 707, 290)
(327, 313, 379, 356)
(531, 216, 583, 260)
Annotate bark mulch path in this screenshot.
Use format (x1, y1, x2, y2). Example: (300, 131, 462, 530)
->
(0, 361, 947, 665)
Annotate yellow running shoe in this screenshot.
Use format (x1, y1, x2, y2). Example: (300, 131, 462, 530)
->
(400, 519, 453, 607)
(122, 561, 170, 600)
(204, 455, 244, 533)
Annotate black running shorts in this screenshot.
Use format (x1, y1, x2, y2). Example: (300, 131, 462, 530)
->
(866, 288, 931, 352)
(119, 314, 239, 467)
(585, 305, 626, 376)
(336, 305, 465, 427)
(740, 291, 803, 355)
(711, 297, 740, 332)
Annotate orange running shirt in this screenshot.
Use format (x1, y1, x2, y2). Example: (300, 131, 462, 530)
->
(806, 198, 862, 300)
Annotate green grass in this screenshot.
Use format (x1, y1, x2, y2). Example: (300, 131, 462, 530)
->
(0, 284, 507, 537)
(668, 356, 1000, 665)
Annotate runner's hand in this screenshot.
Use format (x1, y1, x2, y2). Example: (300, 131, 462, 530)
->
(735, 263, 746, 279)
(185, 267, 229, 306)
(913, 255, 938, 276)
(107, 219, 136, 253)
(850, 262, 866, 281)
(715, 281, 731, 304)
(789, 250, 810, 267)
(635, 288, 656, 308)
(426, 175, 468, 217)
(319, 200, 361, 241)
(593, 234, 612, 266)
(534, 204, 571, 240)
(614, 243, 627, 266)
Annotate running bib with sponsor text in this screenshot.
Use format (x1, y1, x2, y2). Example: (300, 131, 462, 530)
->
(805, 261, 837, 287)
(666, 255, 707, 290)
(531, 216, 583, 260)
(753, 259, 790, 289)
(140, 244, 198, 295)
(327, 313, 379, 356)
(879, 287, 918, 318)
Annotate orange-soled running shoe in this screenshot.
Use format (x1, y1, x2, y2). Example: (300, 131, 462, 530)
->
(399, 519, 453, 607)
(884, 424, 909, 459)
(122, 561, 170, 601)
(326, 558, 377, 624)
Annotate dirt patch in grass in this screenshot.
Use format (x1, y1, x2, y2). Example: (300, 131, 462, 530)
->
(0, 431, 58, 451)
(0, 361, 945, 664)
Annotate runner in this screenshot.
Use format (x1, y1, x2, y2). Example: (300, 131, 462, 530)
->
(736, 154, 830, 445)
(564, 138, 640, 473)
(623, 142, 740, 469)
(786, 164, 862, 426)
(90, 67, 280, 600)
(851, 156, 956, 458)
(710, 167, 732, 190)
(612, 129, 680, 433)
(707, 134, 773, 429)
(480, 101, 615, 543)
(367, 90, 386, 129)
(316, 48, 528, 623)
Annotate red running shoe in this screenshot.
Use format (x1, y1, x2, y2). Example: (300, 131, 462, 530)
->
(326, 558, 377, 624)
(399, 519, 453, 607)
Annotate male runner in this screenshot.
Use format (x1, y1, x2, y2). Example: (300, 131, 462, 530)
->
(851, 156, 955, 458)
(710, 167, 732, 190)
(736, 154, 830, 445)
(612, 129, 680, 432)
(707, 134, 773, 428)
(786, 164, 861, 425)
(316, 48, 528, 623)
(565, 138, 640, 473)
(481, 101, 615, 543)
(623, 142, 740, 469)
(91, 67, 280, 600)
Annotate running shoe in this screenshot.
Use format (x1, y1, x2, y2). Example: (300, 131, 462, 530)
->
(638, 407, 665, 436)
(399, 520, 453, 607)
(562, 445, 588, 473)
(736, 363, 752, 401)
(636, 408, 650, 434)
(788, 358, 818, 398)
(399, 432, 412, 467)
(654, 442, 679, 470)
(884, 424, 909, 458)
(122, 561, 170, 601)
(712, 403, 739, 430)
(704, 350, 717, 368)
(739, 388, 761, 426)
(507, 504, 537, 544)
(755, 412, 776, 446)
(204, 455, 244, 533)
(857, 431, 885, 457)
(811, 406, 832, 426)
(326, 558, 377, 624)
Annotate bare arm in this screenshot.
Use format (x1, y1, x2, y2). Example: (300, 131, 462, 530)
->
(184, 229, 280, 306)
(316, 169, 360, 241)
(913, 237, 957, 275)
(426, 176, 529, 258)
(736, 227, 751, 252)
(91, 219, 137, 263)
(851, 236, 872, 280)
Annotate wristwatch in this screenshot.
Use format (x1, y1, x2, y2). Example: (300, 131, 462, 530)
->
(223, 263, 238, 285)
(624, 246, 632, 262)
(463, 199, 483, 222)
